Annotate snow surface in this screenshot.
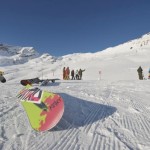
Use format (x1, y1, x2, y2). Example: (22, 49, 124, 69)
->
(0, 33, 150, 150)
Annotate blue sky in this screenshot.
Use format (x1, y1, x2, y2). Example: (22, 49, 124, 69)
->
(0, 0, 150, 56)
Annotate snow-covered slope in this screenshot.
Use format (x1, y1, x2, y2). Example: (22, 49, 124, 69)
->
(1, 33, 150, 81)
(0, 44, 39, 66)
(59, 33, 150, 80)
(0, 33, 150, 150)
(10, 32, 149, 81)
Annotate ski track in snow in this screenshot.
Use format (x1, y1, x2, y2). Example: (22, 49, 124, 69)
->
(0, 80, 150, 150)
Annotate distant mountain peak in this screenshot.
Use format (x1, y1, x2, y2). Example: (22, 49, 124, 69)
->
(0, 44, 39, 66)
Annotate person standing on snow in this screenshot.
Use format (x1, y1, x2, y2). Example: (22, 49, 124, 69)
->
(78, 69, 85, 80)
(75, 70, 79, 80)
(137, 66, 143, 80)
(66, 67, 70, 80)
(71, 69, 75, 80)
(148, 68, 150, 79)
(63, 67, 66, 80)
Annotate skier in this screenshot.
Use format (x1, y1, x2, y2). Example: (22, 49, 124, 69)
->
(78, 69, 85, 80)
(137, 66, 143, 80)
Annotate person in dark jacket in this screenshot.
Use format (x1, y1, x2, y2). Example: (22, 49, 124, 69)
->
(75, 70, 79, 80)
(137, 66, 143, 80)
(71, 70, 75, 80)
(148, 68, 150, 79)
(78, 69, 85, 80)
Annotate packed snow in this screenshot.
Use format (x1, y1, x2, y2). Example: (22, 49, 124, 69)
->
(0, 33, 150, 150)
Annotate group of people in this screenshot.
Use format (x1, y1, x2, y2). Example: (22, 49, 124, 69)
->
(63, 67, 85, 80)
(137, 66, 150, 80)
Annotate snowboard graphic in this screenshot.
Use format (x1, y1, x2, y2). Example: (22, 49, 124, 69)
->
(17, 85, 64, 131)
(20, 78, 60, 86)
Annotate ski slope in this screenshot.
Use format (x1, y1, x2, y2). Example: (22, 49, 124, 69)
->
(0, 80, 150, 150)
(0, 33, 150, 150)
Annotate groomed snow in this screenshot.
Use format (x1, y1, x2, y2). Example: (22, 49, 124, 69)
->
(0, 33, 150, 150)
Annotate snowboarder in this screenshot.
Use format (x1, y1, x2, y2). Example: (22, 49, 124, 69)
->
(78, 69, 85, 80)
(137, 66, 143, 80)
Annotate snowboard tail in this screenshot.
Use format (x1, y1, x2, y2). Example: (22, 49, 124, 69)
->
(17, 86, 64, 131)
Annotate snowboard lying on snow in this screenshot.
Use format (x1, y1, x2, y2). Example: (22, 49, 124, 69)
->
(20, 77, 60, 86)
(40, 79, 60, 86)
(17, 85, 64, 132)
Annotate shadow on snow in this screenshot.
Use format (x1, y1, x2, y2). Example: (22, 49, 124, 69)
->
(51, 93, 116, 131)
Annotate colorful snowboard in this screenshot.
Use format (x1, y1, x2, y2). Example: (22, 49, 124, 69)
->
(17, 85, 64, 131)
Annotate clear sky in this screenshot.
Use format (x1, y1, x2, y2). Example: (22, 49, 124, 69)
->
(0, 0, 150, 56)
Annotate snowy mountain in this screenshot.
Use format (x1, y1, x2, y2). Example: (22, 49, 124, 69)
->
(0, 44, 39, 66)
(1, 33, 150, 81)
(0, 33, 150, 150)
(43, 32, 150, 80)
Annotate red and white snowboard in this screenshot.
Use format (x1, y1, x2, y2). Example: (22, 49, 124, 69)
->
(17, 85, 64, 132)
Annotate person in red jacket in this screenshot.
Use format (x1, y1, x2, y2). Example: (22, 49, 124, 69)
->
(66, 67, 70, 80)
(63, 67, 66, 80)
